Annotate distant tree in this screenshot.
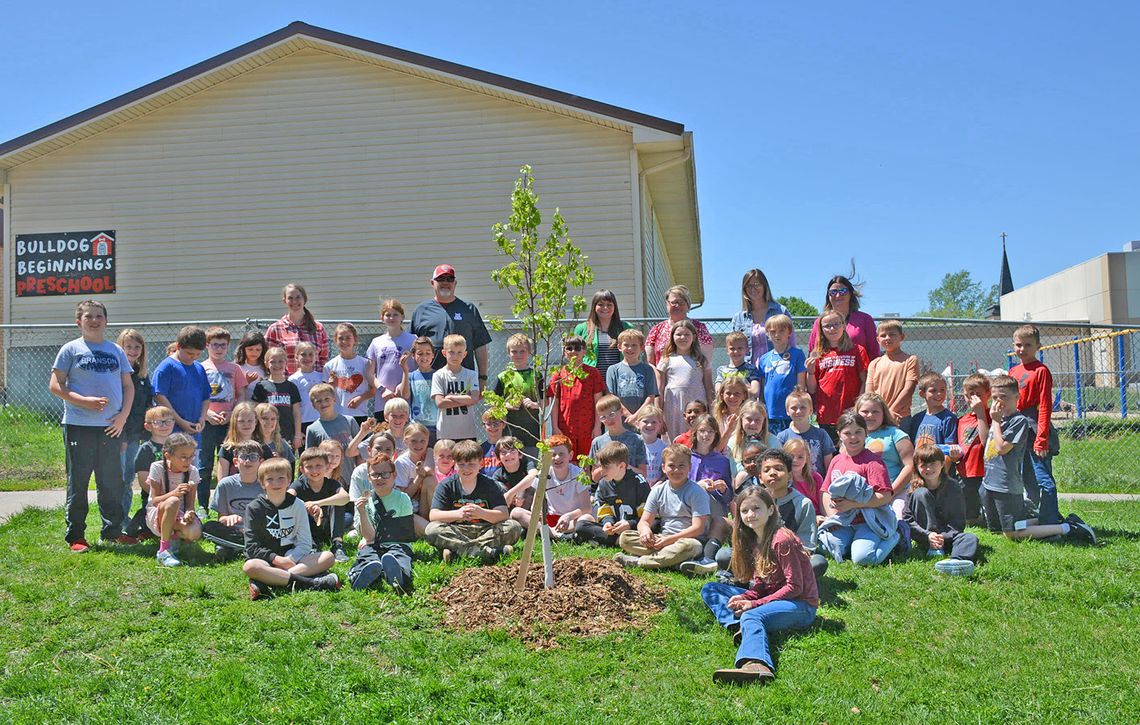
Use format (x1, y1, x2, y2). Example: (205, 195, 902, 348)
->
(777, 295, 819, 318)
(916, 270, 998, 319)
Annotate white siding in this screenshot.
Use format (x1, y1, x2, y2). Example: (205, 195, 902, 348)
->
(640, 183, 672, 318)
(7, 48, 636, 324)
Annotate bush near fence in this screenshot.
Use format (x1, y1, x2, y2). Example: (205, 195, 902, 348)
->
(3, 317, 1138, 492)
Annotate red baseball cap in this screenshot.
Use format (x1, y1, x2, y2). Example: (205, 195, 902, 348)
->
(433, 264, 456, 280)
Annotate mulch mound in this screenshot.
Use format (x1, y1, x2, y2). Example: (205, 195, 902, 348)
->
(432, 557, 666, 648)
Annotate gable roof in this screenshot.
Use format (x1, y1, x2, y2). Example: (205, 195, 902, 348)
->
(0, 21, 684, 168)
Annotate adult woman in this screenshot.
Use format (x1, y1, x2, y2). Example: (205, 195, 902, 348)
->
(730, 269, 794, 367)
(806, 273, 880, 359)
(572, 289, 632, 381)
(264, 283, 329, 374)
(645, 285, 714, 367)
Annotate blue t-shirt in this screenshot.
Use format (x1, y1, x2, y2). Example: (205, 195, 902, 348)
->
(52, 338, 132, 427)
(776, 425, 836, 478)
(151, 355, 211, 426)
(759, 348, 807, 421)
(714, 362, 763, 388)
(912, 409, 959, 449)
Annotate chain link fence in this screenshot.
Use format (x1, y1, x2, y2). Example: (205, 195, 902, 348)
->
(4, 316, 1138, 490)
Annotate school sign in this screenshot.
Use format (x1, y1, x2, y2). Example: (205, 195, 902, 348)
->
(14, 230, 116, 297)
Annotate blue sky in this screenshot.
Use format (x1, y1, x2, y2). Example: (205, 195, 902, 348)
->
(2, 2, 1137, 317)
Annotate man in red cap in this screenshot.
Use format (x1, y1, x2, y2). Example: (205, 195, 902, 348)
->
(410, 264, 492, 384)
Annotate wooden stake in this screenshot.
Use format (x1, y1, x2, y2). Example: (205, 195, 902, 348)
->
(514, 448, 553, 592)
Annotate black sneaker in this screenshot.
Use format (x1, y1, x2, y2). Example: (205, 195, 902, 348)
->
(249, 580, 264, 600)
(314, 573, 342, 592)
(1066, 514, 1097, 545)
(332, 540, 348, 563)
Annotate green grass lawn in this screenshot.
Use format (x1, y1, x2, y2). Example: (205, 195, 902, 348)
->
(1055, 433, 1140, 494)
(0, 407, 65, 490)
(1, 501, 1137, 723)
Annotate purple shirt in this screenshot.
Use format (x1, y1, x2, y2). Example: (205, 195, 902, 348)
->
(691, 449, 734, 510)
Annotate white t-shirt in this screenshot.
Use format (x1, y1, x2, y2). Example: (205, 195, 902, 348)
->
(538, 464, 590, 516)
(431, 366, 480, 440)
(289, 368, 327, 423)
(394, 449, 436, 513)
(326, 354, 371, 417)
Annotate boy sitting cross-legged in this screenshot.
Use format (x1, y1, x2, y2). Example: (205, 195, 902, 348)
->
(242, 458, 340, 599)
(615, 444, 710, 570)
(201, 439, 266, 561)
(349, 452, 415, 594)
(425, 440, 523, 563)
(575, 441, 650, 547)
(504, 434, 593, 539)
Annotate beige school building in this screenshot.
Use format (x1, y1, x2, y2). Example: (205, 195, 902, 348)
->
(0, 21, 702, 330)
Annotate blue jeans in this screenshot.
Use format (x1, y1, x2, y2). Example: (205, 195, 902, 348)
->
(119, 438, 141, 528)
(819, 522, 899, 566)
(701, 582, 817, 669)
(1024, 448, 1061, 525)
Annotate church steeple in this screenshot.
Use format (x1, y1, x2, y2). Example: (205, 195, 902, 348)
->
(988, 233, 1014, 319)
(999, 232, 1014, 296)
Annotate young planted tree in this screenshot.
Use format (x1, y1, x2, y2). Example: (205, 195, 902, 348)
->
(483, 165, 593, 590)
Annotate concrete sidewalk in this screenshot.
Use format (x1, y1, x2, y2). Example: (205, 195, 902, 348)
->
(0, 489, 92, 524)
(1, 489, 1136, 526)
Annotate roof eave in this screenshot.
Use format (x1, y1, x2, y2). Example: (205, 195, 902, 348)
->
(0, 21, 685, 168)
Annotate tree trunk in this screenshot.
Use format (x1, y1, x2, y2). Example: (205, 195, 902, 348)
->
(514, 448, 554, 591)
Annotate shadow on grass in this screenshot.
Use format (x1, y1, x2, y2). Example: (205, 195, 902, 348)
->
(1092, 527, 1140, 544)
(767, 617, 846, 671)
(817, 576, 856, 609)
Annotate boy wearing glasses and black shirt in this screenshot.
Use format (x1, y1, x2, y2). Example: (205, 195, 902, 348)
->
(202, 440, 267, 559)
(350, 452, 415, 592)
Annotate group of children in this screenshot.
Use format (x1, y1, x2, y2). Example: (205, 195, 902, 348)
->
(51, 295, 1099, 685)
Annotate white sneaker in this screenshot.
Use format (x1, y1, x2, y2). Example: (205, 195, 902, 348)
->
(156, 549, 181, 567)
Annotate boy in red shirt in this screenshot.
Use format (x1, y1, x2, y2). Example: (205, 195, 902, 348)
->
(1008, 325, 1062, 525)
(953, 373, 990, 525)
(548, 336, 604, 460)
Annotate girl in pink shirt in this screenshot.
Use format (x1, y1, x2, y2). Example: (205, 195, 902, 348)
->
(783, 437, 824, 519)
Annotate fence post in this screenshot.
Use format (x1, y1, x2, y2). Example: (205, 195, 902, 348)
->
(1118, 334, 1127, 419)
(1072, 337, 1083, 419)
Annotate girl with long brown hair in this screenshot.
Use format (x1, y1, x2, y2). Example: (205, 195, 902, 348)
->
(700, 485, 819, 684)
